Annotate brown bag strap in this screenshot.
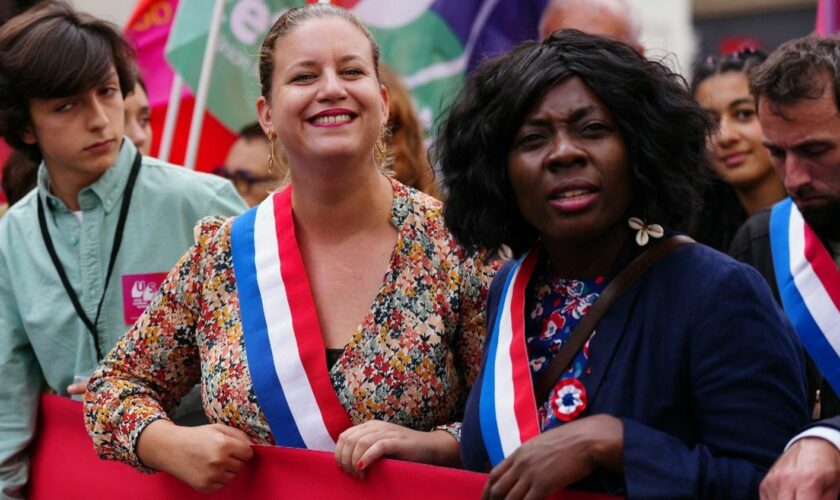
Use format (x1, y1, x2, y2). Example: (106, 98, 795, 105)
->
(532, 235, 696, 406)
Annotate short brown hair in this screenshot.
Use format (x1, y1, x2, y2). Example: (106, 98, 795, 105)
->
(237, 122, 268, 142)
(750, 34, 840, 114)
(0, 1, 137, 160)
(258, 4, 380, 100)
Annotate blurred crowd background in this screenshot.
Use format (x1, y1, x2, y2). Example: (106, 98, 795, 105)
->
(0, 0, 823, 198)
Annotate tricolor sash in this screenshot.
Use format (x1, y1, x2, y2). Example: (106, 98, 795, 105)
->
(479, 248, 542, 466)
(770, 197, 840, 394)
(230, 187, 352, 450)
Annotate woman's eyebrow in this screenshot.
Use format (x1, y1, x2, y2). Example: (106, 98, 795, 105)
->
(727, 97, 754, 110)
(287, 54, 366, 71)
(568, 105, 598, 122)
(521, 105, 600, 127)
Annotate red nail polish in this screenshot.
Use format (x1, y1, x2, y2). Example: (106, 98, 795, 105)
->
(356, 459, 365, 470)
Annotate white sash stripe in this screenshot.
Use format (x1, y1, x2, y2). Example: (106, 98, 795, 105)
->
(788, 208, 840, 360)
(493, 262, 523, 457)
(253, 200, 336, 451)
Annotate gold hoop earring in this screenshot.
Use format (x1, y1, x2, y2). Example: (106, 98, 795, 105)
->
(267, 131, 277, 175)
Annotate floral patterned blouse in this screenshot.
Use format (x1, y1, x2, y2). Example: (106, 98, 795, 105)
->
(525, 259, 607, 431)
(84, 180, 498, 470)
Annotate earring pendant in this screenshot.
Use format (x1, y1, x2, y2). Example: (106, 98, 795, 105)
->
(628, 217, 664, 246)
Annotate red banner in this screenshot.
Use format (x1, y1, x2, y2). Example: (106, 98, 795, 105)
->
(28, 394, 616, 499)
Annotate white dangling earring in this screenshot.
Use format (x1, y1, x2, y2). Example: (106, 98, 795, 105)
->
(628, 217, 664, 246)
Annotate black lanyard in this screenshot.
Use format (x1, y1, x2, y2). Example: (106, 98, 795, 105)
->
(37, 152, 142, 361)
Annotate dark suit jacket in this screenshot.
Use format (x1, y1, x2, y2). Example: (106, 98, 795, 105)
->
(730, 210, 840, 418)
(461, 241, 809, 499)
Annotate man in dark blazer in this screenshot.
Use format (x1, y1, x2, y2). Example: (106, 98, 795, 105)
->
(727, 34, 840, 499)
(730, 34, 840, 421)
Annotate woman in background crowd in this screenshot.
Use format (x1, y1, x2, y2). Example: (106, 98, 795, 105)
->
(439, 30, 807, 498)
(691, 49, 786, 251)
(85, 4, 495, 493)
(380, 65, 439, 198)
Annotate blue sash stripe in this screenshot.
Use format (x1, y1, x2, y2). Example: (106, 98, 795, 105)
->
(770, 199, 840, 394)
(230, 207, 306, 448)
(479, 260, 520, 466)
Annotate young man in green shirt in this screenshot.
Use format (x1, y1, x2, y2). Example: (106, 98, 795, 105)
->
(0, 4, 247, 497)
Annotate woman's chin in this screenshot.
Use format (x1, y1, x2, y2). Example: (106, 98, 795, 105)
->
(291, 147, 376, 169)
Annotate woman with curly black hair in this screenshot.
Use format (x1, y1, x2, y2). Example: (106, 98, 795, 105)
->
(437, 30, 808, 498)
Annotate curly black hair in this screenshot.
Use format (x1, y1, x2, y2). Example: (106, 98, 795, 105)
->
(435, 29, 712, 256)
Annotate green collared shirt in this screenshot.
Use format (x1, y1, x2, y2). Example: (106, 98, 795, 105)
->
(0, 139, 246, 498)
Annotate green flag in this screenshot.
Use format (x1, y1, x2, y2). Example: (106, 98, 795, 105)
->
(165, 0, 541, 133)
(165, 0, 306, 131)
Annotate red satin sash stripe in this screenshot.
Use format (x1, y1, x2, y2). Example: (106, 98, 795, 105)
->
(273, 188, 352, 441)
(803, 222, 840, 310)
(510, 250, 542, 443)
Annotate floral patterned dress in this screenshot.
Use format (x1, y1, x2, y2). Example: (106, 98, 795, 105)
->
(525, 260, 608, 431)
(84, 179, 498, 471)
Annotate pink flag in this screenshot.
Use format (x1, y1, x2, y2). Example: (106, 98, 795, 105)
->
(816, 0, 840, 35)
(123, 0, 236, 172)
(125, 0, 184, 109)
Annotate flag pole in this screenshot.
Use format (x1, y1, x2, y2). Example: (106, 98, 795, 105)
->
(158, 74, 183, 162)
(183, 0, 226, 170)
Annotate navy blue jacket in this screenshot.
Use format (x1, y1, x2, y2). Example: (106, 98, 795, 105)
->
(730, 209, 840, 417)
(461, 242, 809, 499)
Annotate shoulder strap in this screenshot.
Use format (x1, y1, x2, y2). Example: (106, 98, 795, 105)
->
(533, 235, 695, 405)
(36, 151, 142, 360)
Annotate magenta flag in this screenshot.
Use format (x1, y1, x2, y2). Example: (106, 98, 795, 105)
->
(816, 0, 840, 35)
(122, 0, 237, 171)
(124, 0, 187, 108)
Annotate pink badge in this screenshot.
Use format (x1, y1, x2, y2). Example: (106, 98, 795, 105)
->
(121, 273, 168, 324)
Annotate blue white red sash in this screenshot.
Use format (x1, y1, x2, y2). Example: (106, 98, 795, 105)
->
(230, 187, 352, 450)
(770, 197, 840, 394)
(479, 248, 542, 466)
